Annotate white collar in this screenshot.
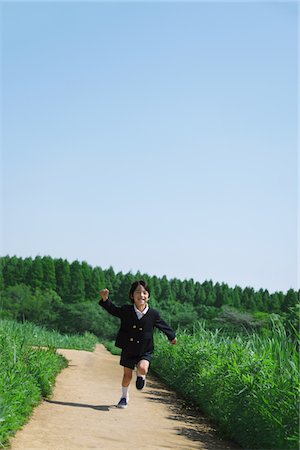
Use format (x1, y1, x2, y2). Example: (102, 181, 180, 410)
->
(134, 304, 149, 318)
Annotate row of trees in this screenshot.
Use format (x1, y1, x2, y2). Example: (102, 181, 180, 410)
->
(0, 255, 298, 337)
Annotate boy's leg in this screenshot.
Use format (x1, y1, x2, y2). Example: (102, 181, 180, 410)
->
(136, 359, 150, 377)
(122, 366, 133, 387)
(117, 367, 133, 409)
(136, 359, 150, 390)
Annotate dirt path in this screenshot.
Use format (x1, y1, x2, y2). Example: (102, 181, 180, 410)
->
(10, 344, 239, 450)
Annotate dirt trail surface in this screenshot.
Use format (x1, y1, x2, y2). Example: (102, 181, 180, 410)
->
(10, 344, 239, 450)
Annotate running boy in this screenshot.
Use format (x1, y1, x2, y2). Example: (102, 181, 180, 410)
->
(99, 280, 177, 408)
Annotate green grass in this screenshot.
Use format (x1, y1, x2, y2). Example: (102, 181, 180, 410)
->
(152, 322, 299, 450)
(0, 319, 99, 447)
(0, 319, 98, 351)
(101, 340, 122, 355)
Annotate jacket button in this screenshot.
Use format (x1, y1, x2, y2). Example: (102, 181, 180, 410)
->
(137, 340, 140, 344)
(139, 327, 143, 331)
(133, 325, 137, 328)
(130, 338, 133, 342)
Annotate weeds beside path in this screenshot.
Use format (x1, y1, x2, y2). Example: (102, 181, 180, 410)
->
(10, 344, 239, 450)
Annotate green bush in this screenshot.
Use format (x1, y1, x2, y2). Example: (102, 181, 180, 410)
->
(101, 340, 122, 356)
(152, 322, 299, 450)
(0, 335, 67, 446)
(0, 319, 99, 447)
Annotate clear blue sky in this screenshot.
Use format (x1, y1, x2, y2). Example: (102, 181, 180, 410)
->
(1, 1, 298, 294)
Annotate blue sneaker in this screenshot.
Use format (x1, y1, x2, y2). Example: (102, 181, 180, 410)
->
(117, 397, 128, 409)
(136, 376, 146, 390)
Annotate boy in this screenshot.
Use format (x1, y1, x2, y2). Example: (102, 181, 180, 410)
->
(99, 280, 177, 408)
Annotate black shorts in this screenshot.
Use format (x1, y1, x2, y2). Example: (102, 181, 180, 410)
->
(120, 349, 154, 370)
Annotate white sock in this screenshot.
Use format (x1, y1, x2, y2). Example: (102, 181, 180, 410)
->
(122, 386, 129, 400)
(137, 371, 146, 379)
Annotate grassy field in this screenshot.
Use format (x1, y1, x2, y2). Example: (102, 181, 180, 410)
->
(0, 319, 98, 447)
(3, 318, 298, 450)
(151, 322, 299, 450)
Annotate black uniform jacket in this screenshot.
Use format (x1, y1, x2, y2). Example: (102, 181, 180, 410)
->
(99, 299, 176, 356)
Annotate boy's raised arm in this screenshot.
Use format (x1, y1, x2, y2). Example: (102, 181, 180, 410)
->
(99, 289, 122, 318)
(100, 288, 109, 301)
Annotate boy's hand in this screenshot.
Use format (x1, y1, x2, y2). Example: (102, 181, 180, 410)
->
(170, 338, 177, 345)
(100, 288, 109, 301)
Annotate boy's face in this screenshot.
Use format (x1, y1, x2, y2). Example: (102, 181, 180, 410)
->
(133, 285, 149, 310)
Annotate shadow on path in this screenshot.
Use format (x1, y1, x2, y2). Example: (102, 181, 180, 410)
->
(146, 376, 241, 450)
(45, 399, 116, 411)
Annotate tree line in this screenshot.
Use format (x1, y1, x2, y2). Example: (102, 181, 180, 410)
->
(0, 255, 298, 338)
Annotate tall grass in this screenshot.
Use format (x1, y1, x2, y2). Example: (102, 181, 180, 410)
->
(0, 319, 98, 351)
(0, 319, 99, 447)
(152, 321, 299, 450)
(101, 340, 122, 356)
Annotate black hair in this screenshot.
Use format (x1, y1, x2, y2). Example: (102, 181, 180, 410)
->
(129, 280, 151, 303)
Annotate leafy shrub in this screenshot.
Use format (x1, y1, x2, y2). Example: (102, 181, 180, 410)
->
(152, 322, 299, 450)
(0, 319, 98, 447)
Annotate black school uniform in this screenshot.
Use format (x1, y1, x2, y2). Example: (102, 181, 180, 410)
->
(99, 299, 176, 369)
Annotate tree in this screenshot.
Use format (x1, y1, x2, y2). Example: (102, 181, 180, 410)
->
(194, 283, 206, 307)
(181, 279, 196, 303)
(159, 275, 174, 304)
(42, 256, 56, 290)
(0, 284, 32, 321)
(89, 267, 105, 300)
(23, 257, 33, 286)
(283, 303, 300, 339)
(169, 278, 181, 299)
(167, 302, 196, 332)
(0, 258, 3, 291)
(81, 261, 94, 301)
(23, 288, 64, 327)
(215, 283, 224, 308)
(30, 256, 44, 289)
(216, 306, 263, 331)
(242, 287, 256, 310)
(68, 260, 85, 303)
(282, 289, 298, 312)
(56, 301, 118, 338)
(54, 258, 71, 302)
(151, 276, 162, 300)
(261, 289, 272, 312)
(113, 272, 134, 305)
(232, 287, 242, 309)
(202, 280, 216, 306)
(103, 266, 115, 291)
(2, 255, 20, 287)
(268, 292, 282, 313)
(254, 290, 263, 311)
